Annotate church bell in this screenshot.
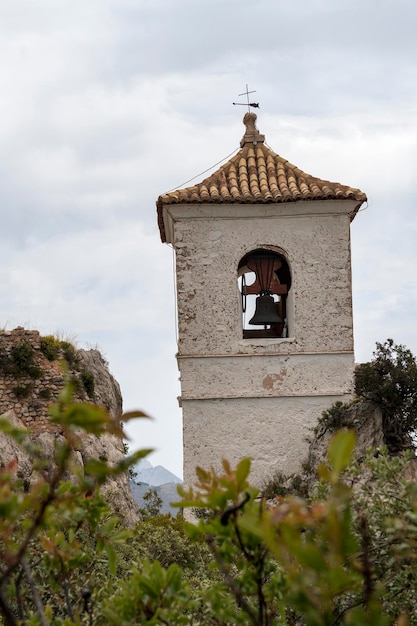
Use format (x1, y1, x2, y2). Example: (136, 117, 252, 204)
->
(249, 294, 283, 326)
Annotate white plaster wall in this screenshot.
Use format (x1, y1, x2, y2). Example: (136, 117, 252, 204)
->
(170, 200, 355, 356)
(182, 394, 351, 486)
(179, 352, 354, 399)
(163, 198, 358, 485)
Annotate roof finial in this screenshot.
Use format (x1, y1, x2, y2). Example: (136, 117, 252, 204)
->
(240, 112, 265, 147)
(233, 84, 260, 112)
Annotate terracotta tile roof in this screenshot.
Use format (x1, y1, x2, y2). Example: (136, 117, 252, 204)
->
(157, 113, 366, 242)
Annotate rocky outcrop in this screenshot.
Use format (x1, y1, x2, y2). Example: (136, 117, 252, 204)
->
(261, 399, 388, 498)
(0, 327, 141, 527)
(291, 398, 417, 493)
(307, 399, 385, 472)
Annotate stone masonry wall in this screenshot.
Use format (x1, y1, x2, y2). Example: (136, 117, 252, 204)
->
(0, 327, 140, 526)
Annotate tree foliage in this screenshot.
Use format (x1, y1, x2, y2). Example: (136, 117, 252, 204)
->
(1, 346, 417, 624)
(0, 382, 148, 626)
(355, 339, 417, 453)
(177, 433, 391, 626)
(139, 489, 163, 519)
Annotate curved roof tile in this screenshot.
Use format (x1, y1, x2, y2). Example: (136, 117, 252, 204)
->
(157, 113, 367, 241)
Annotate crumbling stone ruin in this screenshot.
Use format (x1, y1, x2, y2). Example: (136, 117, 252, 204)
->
(0, 327, 140, 526)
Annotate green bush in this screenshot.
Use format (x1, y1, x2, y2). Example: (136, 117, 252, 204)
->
(124, 515, 215, 576)
(261, 468, 310, 500)
(316, 400, 351, 433)
(355, 339, 417, 453)
(0, 384, 148, 626)
(3, 342, 417, 624)
(139, 487, 163, 518)
(10, 341, 36, 371)
(40, 335, 81, 370)
(69, 370, 95, 399)
(0, 347, 10, 371)
(312, 339, 417, 456)
(60, 340, 78, 366)
(2, 410, 417, 625)
(261, 468, 291, 499)
(80, 369, 95, 399)
(12, 382, 34, 399)
(40, 335, 61, 361)
(8, 341, 44, 379)
(69, 374, 83, 396)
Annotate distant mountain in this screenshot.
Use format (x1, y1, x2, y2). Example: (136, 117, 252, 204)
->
(130, 481, 180, 516)
(132, 459, 182, 487)
(135, 458, 152, 470)
(130, 460, 183, 516)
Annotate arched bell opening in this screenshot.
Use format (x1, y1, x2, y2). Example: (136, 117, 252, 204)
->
(238, 248, 291, 339)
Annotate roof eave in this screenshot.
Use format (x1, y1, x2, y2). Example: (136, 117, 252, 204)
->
(157, 196, 168, 243)
(349, 197, 367, 222)
(157, 194, 367, 242)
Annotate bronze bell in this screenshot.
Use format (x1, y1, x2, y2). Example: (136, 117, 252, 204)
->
(249, 294, 283, 326)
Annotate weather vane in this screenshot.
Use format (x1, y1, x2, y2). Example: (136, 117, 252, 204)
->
(233, 84, 260, 111)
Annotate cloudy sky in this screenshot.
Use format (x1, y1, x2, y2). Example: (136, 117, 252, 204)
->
(1, 0, 416, 477)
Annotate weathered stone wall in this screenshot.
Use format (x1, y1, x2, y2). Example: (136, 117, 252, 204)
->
(179, 353, 354, 400)
(167, 198, 358, 485)
(0, 327, 66, 433)
(182, 395, 351, 486)
(0, 327, 140, 526)
(171, 200, 355, 355)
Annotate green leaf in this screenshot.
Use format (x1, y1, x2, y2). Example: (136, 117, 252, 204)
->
(328, 429, 356, 477)
(100, 518, 117, 536)
(105, 542, 117, 575)
(109, 528, 132, 544)
(294, 544, 327, 571)
(115, 449, 154, 474)
(122, 410, 150, 421)
(83, 458, 109, 480)
(0, 417, 28, 443)
(50, 402, 112, 434)
(235, 457, 251, 486)
(195, 466, 209, 482)
(137, 575, 159, 600)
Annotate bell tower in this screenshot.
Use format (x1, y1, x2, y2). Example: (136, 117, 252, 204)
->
(157, 113, 366, 486)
